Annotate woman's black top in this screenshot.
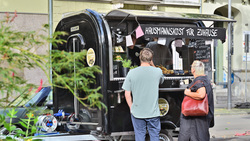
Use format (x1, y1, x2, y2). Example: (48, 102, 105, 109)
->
(186, 75, 214, 127)
(178, 75, 214, 141)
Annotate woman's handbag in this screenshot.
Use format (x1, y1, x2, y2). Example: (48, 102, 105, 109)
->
(181, 80, 209, 116)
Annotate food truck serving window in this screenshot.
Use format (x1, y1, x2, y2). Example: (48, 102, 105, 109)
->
(109, 25, 226, 80)
(105, 9, 234, 81)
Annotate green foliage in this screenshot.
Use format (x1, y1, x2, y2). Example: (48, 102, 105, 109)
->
(122, 59, 132, 68)
(4, 109, 18, 134)
(0, 12, 52, 139)
(0, 11, 107, 139)
(0, 109, 40, 140)
(0, 114, 5, 126)
(5, 136, 16, 141)
(47, 22, 106, 111)
(130, 65, 138, 70)
(18, 112, 38, 138)
(51, 49, 106, 111)
(0, 13, 48, 107)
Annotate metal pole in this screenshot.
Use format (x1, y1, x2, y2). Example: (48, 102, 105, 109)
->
(73, 38, 79, 118)
(227, 0, 232, 109)
(245, 34, 249, 102)
(246, 50, 248, 102)
(49, 0, 53, 86)
(199, 0, 202, 14)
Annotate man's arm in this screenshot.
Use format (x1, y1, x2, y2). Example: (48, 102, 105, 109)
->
(125, 90, 132, 111)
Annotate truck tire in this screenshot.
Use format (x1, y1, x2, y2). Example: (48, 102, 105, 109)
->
(159, 130, 173, 141)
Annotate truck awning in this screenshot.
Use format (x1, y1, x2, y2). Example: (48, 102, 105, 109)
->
(105, 9, 236, 23)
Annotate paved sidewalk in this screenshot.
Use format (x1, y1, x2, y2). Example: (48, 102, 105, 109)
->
(210, 108, 250, 140)
(173, 108, 250, 141)
(214, 108, 250, 116)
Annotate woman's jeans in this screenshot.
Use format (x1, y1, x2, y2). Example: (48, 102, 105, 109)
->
(131, 115, 161, 141)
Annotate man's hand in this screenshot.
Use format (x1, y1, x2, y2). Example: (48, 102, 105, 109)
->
(150, 60, 155, 67)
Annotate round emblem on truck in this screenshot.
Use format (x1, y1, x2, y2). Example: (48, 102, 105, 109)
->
(86, 48, 96, 67)
(158, 98, 169, 117)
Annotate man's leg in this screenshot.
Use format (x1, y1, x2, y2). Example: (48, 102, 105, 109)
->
(131, 114, 147, 141)
(146, 117, 161, 141)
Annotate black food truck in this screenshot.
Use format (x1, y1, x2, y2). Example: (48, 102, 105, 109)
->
(49, 9, 234, 140)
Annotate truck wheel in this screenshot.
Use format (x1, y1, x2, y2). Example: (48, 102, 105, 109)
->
(159, 130, 173, 141)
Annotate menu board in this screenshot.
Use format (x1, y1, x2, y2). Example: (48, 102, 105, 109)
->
(194, 40, 212, 79)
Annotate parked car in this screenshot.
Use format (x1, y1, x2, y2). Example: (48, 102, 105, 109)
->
(0, 86, 52, 135)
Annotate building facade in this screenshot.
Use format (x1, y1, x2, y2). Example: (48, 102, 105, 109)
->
(203, 0, 250, 102)
(0, 0, 49, 86)
(1, 0, 249, 103)
(53, 0, 202, 30)
(0, 0, 203, 86)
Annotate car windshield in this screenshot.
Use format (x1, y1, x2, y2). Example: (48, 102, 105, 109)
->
(8, 88, 45, 107)
(25, 88, 52, 107)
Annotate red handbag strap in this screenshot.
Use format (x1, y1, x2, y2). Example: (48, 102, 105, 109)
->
(189, 80, 207, 99)
(189, 80, 203, 89)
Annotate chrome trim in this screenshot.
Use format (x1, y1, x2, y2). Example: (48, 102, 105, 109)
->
(113, 77, 126, 81)
(66, 33, 86, 47)
(159, 88, 186, 92)
(163, 76, 193, 80)
(111, 76, 193, 81)
(111, 131, 135, 136)
(60, 121, 98, 125)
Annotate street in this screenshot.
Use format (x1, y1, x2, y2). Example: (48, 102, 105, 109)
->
(32, 110, 250, 141)
(173, 113, 250, 141)
(210, 114, 250, 140)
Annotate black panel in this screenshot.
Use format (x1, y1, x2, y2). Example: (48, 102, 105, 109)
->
(53, 11, 105, 133)
(159, 91, 184, 127)
(109, 92, 133, 132)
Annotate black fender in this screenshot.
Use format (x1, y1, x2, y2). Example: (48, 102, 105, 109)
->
(161, 120, 177, 130)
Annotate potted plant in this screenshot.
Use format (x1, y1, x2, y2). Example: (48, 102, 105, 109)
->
(122, 59, 132, 68)
(129, 65, 138, 70)
(121, 59, 132, 76)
